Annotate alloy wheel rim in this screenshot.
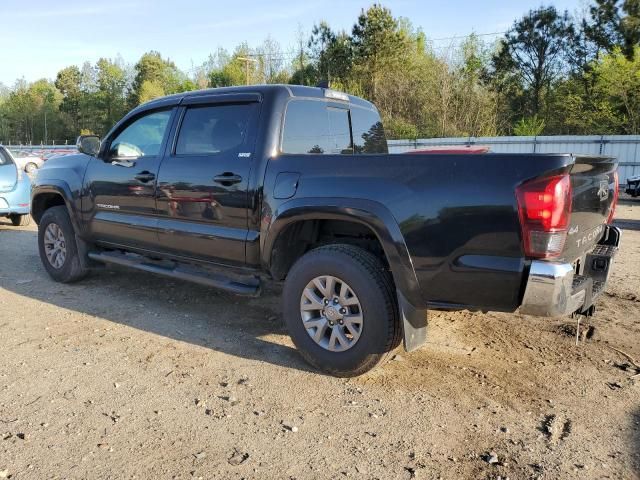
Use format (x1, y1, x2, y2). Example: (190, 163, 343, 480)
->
(44, 223, 67, 269)
(300, 275, 363, 352)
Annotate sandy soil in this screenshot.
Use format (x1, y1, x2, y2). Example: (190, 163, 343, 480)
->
(0, 197, 638, 480)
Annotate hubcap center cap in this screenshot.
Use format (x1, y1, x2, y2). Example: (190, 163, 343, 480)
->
(325, 306, 341, 321)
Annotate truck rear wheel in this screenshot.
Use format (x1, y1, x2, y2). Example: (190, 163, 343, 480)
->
(282, 244, 401, 377)
(38, 206, 88, 283)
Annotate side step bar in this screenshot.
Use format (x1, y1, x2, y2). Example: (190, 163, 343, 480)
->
(88, 251, 260, 296)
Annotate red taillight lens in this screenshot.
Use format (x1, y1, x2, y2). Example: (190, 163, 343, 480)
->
(516, 174, 572, 258)
(607, 171, 619, 224)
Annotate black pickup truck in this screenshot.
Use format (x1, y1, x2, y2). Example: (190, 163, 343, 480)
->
(31, 85, 621, 376)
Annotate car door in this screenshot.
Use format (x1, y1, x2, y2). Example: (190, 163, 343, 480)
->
(154, 94, 260, 266)
(84, 108, 174, 251)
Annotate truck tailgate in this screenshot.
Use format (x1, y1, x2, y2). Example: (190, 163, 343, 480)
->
(563, 155, 618, 262)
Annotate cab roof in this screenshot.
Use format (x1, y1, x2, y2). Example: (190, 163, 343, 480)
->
(136, 84, 376, 113)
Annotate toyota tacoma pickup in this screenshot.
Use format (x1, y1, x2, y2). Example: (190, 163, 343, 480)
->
(31, 85, 621, 376)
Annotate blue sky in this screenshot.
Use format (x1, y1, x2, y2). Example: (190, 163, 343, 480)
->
(0, 0, 586, 85)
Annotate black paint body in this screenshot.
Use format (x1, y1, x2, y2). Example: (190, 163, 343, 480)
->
(32, 85, 618, 312)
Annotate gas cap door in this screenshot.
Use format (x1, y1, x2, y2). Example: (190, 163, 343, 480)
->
(274, 172, 300, 199)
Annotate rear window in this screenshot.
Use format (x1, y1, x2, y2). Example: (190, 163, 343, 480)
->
(281, 100, 352, 155)
(176, 103, 256, 155)
(351, 107, 387, 154)
(0, 148, 14, 165)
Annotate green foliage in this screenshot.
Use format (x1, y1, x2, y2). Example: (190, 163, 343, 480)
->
(513, 115, 546, 136)
(489, 6, 573, 122)
(0, 1, 638, 145)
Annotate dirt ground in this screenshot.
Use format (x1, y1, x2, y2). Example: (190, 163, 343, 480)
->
(0, 197, 639, 480)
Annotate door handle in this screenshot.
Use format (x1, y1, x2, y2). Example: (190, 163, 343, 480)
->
(135, 172, 156, 183)
(213, 173, 242, 185)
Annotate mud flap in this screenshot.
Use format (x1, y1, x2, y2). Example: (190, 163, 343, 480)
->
(75, 234, 102, 270)
(397, 290, 428, 352)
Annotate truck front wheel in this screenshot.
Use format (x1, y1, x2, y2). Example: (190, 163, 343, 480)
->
(38, 206, 88, 283)
(282, 244, 401, 377)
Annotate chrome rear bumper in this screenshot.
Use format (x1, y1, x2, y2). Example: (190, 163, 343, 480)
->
(520, 226, 621, 317)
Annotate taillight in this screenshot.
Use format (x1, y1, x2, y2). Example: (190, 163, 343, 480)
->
(516, 174, 572, 259)
(607, 171, 619, 224)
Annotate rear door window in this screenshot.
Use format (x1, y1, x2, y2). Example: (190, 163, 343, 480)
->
(175, 103, 256, 156)
(281, 100, 352, 154)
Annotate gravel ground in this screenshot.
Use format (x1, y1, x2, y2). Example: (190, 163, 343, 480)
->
(0, 196, 639, 479)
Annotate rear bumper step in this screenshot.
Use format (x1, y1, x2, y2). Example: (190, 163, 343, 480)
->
(519, 226, 621, 317)
(88, 251, 260, 296)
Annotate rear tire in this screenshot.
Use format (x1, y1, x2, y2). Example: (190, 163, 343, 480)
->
(9, 214, 30, 226)
(25, 162, 37, 174)
(38, 206, 88, 283)
(282, 244, 401, 377)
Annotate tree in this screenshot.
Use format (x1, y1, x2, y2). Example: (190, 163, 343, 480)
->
(55, 66, 82, 134)
(95, 58, 127, 132)
(307, 22, 352, 86)
(351, 4, 406, 101)
(593, 46, 640, 132)
(490, 6, 573, 124)
(585, 0, 640, 59)
(129, 51, 185, 106)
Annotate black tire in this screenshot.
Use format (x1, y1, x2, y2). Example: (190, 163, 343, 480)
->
(9, 214, 31, 226)
(283, 244, 401, 377)
(38, 206, 88, 283)
(25, 162, 37, 174)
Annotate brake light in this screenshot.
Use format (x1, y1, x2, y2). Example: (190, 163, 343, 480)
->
(516, 174, 572, 258)
(607, 171, 619, 224)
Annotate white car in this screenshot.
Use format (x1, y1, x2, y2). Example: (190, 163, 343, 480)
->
(9, 150, 45, 174)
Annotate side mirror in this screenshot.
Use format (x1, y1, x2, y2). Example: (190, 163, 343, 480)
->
(76, 135, 101, 156)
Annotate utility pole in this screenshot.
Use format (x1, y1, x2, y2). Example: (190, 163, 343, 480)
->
(299, 38, 305, 85)
(237, 57, 258, 85)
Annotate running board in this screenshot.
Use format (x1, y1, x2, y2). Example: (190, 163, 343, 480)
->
(88, 251, 260, 296)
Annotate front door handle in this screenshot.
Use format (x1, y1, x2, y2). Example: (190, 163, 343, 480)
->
(213, 173, 242, 185)
(135, 172, 156, 183)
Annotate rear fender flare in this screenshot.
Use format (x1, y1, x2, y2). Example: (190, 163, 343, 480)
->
(262, 197, 423, 308)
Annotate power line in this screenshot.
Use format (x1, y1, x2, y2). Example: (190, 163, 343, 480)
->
(427, 31, 506, 42)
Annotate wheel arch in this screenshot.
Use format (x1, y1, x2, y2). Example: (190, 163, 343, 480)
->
(31, 182, 80, 232)
(262, 198, 423, 308)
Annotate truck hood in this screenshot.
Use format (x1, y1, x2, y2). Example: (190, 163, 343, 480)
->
(40, 152, 91, 171)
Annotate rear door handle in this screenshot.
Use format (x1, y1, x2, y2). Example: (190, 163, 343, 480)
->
(135, 172, 156, 183)
(213, 173, 242, 185)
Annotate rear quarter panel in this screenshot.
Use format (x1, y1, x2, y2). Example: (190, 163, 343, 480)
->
(263, 153, 574, 311)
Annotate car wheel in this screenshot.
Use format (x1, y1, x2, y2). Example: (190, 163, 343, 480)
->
(38, 206, 88, 283)
(9, 214, 31, 227)
(282, 244, 401, 377)
(25, 162, 37, 174)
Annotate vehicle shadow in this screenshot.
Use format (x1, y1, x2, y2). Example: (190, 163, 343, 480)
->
(614, 218, 640, 232)
(633, 408, 640, 476)
(0, 224, 318, 375)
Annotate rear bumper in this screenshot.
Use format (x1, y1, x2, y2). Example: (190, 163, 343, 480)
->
(520, 226, 621, 317)
(0, 176, 31, 216)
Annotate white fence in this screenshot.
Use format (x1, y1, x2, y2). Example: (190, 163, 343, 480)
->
(388, 135, 640, 183)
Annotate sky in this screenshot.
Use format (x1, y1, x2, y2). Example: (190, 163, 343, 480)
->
(0, 0, 587, 86)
